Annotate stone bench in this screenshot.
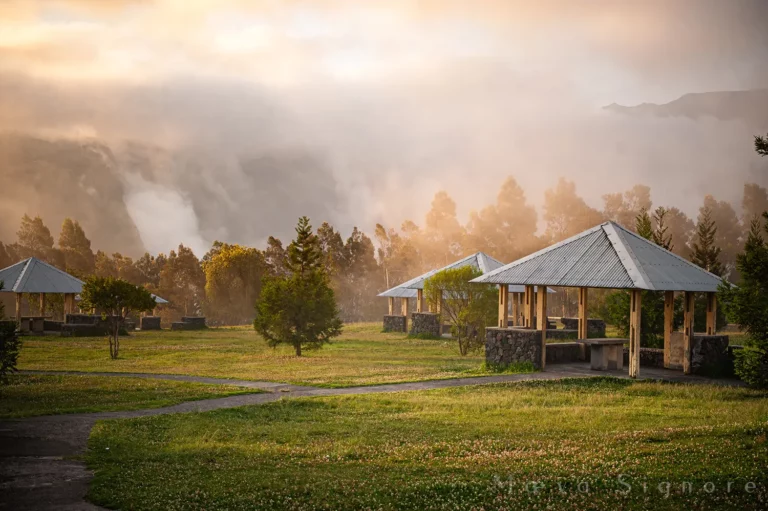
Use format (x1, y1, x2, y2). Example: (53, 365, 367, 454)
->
(579, 338, 627, 371)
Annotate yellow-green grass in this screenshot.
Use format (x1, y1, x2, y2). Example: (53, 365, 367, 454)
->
(0, 374, 261, 418)
(18, 324, 505, 387)
(86, 378, 768, 510)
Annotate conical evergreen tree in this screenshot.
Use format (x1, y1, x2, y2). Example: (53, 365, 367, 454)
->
(691, 208, 724, 276)
(287, 216, 322, 276)
(635, 208, 653, 240)
(652, 207, 673, 250)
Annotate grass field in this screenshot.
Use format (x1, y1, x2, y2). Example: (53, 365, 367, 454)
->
(17, 323, 501, 387)
(0, 374, 260, 418)
(86, 378, 768, 510)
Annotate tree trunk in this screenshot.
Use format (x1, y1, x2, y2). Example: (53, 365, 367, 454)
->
(295, 342, 302, 357)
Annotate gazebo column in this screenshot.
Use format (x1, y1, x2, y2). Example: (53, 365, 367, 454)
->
(629, 290, 642, 378)
(388, 297, 394, 316)
(537, 286, 548, 369)
(577, 287, 588, 360)
(39, 293, 46, 316)
(706, 292, 717, 335)
(663, 291, 674, 368)
(511, 292, 520, 327)
(524, 285, 535, 328)
(416, 289, 425, 313)
(400, 297, 408, 317)
(497, 285, 509, 328)
(683, 291, 695, 374)
(15, 293, 22, 323)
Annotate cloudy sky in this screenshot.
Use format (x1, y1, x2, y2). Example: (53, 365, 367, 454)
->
(0, 0, 767, 254)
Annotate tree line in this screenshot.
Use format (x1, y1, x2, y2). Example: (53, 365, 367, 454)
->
(1, 176, 766, 324)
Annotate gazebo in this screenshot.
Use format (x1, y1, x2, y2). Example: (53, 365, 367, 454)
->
(472, 221, 725, 377)
(0, 257, 83, 331)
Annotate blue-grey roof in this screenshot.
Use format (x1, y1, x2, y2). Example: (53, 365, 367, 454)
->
(378, 252, 505, 298)
(471, 221, 725, 292)
(0, 257, 84, 294)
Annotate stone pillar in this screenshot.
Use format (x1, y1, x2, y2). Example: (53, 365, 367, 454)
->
(537, 285, 548, 369)
(706, 292, 717, 335)
(663, 291, 674, 368)
(629, 289, 642, 378)
(683, 291, 695, 374)
(498, 285, 509, 328)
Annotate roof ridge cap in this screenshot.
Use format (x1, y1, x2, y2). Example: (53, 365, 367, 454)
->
(13, 258, 33, 292)
(603, 222, 653, 290)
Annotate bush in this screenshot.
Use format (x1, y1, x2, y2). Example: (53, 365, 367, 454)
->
(733, 346, 768, 387)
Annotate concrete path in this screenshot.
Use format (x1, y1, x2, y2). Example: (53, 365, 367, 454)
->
(0, 365, 741, 510)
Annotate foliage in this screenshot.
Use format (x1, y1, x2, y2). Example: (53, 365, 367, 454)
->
(203, 242, 267, 324)
(756, 133, 768, 156)
(79, 276, 156, 359)
(651, 206, 673, 250)
(15, 214, 64, 267)
(543, 178, 604, 242)
(691, 207, 724, 276)
(423, 266, 496, 355)
(58, 217, 95, 275)
(720, 214, 768, 387)
(159, 244, 206, 317)
(254, 217, 342, 356)
(0, 281, 22, 384)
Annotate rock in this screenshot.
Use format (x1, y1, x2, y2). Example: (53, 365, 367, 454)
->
(382, 315, 407, 333)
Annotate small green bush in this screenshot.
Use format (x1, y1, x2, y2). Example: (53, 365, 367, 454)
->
(734, 346, 768, 388)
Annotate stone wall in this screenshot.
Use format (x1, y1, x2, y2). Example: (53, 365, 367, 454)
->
(171, 317, 208, 331)
(560, 318, 606, 338)
(409, 312, 441, 337)
(546, 342, 589, 364)
(485, 327, 542, 369)
(622, 347, 665, 368)
(691, 335, 730, 376)
(141, 316, 162, 330)
(382, 315, 407, 333)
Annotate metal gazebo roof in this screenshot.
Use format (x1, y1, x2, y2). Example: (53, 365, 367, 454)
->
(378, 252, 505, 298)
(471, 221, 725, 292)
(0, 257, 84, 294)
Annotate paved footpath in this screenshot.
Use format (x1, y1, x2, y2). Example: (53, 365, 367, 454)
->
(0, 366, 740, 510)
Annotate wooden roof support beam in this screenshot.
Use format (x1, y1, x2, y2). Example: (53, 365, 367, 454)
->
(400, 297, 408, 317)
(497, 285, 509, 329)
(524, 285, 535, 329)
(629, 289, 642, 378)
(706, 292, 717, 335)
(511, 292, 520, 327)
(578, 287, 588, 360)
(416, 288, 425, 313)
(663, 291, 674, 369)
(537, 285, 548, 369)
(388, 297, 394, 316)
(683, 291, 695, 374)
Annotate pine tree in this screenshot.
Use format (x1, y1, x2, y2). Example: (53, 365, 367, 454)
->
(691, 208, 724, 276)
(635, 208, 653, 240)
(756, 133, 768, 157)
(254, 217, 342, 356)
(59, 218, 95, 275)
(652, 207, 673, 250)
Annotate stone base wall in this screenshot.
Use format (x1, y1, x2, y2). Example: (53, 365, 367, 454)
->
(141, 316, 162, 330)
(44, 320, 63, 332)
(409, 312, 441, 337)
(691, 335, 730, 376)
(485, 327, 542, 369)
(623, 347, 665, 368)
(546, 342, 589, 364)
(382, 315, 407, 333)
(171, 317, 208, 331)
(559, 318, 606, 338)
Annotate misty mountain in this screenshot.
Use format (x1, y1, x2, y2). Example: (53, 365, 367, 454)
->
(604, 89, 768, 128)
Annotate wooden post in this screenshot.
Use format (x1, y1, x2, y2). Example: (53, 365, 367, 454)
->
(400, 297, 408, 316)
(15, 293, 22, 323)
(537, 286, 548, 369)
(39, 293, 46, 316)
(498, 285, 509, 328)
(524, 285, 535, 328)
(416, 289, 424, 313)
(577, 287, 588, 360)
(388, 297, 394, 315)
(511, 292, 520, 327)
(706, 292, 717, 335)
(629, 289, 642, 378)
(663, 291, 674, 368)
(683, 291, 695, 374)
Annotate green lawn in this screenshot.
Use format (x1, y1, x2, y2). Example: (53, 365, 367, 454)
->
(0, 374, 260, 418)
(86, 378, 768, 510)
(18, 323, 495, 387)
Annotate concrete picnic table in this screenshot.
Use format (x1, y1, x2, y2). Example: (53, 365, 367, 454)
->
(577, 338, 628, 371)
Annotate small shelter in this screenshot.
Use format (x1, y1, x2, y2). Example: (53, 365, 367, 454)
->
(0, 257, 84, 325)
(472, 221, 725, 377)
